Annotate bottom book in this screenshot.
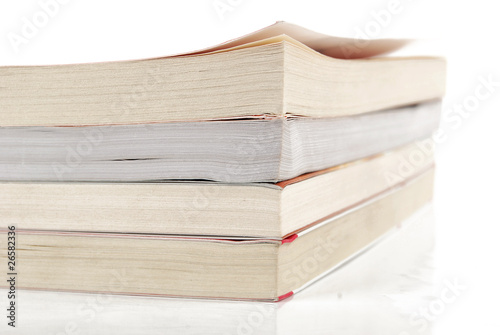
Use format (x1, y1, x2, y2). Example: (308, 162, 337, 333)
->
(0, 205, 436, 335)
(0, 168, 434, 301)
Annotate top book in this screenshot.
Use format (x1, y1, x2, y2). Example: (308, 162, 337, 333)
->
(0, 22, 445, 127)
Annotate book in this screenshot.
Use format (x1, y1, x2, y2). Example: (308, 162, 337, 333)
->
(0, 101, 439, 182)
(0, 141, 433, 238)
(0, 205, 434, 334)
(0, 22, 445, 127)
(0, 168, 434, 301)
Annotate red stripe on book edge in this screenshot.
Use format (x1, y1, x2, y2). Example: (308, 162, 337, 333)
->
(281, 234, 298, 245)
(275, 153, 383, 189)
(277, 291, 294, 301)
(280, 164, 435, 239)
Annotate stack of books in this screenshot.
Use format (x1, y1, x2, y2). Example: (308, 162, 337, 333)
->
(0, 22, 445, 301)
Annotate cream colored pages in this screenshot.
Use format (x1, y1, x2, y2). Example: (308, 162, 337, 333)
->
(0, 22, 439, 127)
(176, 21, 410, 59)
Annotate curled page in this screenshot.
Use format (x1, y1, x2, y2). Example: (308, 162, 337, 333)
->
(172, 21, 410, 59)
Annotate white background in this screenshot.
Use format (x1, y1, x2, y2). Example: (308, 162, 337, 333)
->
(1, 0, 499, 334)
